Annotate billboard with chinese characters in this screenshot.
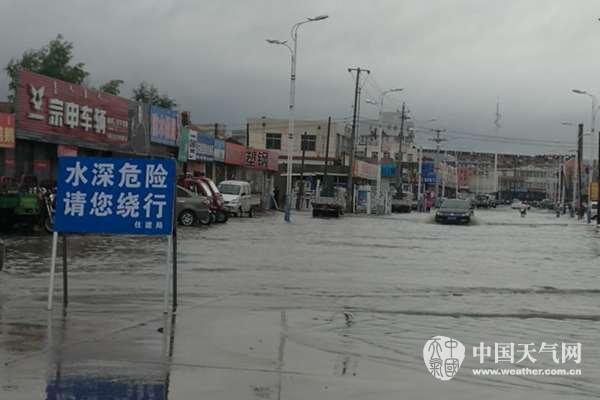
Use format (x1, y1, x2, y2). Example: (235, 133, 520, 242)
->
(0, 112, 15, 149)
(150, 105, 178, 146)
(54, 157, 175, 235)
(187, 131, 214, 161)
(15, 70, 129, 148)
(353, 160, 378, 180)
(245, 148, 279, 171)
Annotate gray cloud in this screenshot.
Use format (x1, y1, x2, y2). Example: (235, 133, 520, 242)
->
(1, 0, 599, 154)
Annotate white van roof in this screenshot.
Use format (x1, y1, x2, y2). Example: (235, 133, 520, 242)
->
(219, 180, 249, 186)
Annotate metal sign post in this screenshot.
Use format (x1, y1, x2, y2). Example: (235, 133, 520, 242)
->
(47, 156, 176, 311)
(47, 231, 59, 311)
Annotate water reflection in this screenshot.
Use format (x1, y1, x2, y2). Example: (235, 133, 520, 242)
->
(45, 311, 177, 400)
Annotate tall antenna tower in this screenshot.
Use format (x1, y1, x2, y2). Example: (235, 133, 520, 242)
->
(494, 97, 502, 133)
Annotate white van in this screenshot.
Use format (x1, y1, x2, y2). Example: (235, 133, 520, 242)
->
(218, 180, 261, 217)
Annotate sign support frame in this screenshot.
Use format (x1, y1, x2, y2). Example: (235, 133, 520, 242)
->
(47, 231, 59, 310)
(46, 156, 178, 312)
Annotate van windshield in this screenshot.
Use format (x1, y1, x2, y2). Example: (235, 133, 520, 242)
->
(219, 184, 241, 195)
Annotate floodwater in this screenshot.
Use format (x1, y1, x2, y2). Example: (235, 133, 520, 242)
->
(1, 207, 599, 399)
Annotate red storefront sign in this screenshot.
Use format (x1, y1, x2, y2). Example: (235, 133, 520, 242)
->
(57, 144, 78, 157)
(225, 143, 279, 171)
(245, 148, 279, 171)
(16, 70, 129, 147)
(225, 142, 246, 166)
(0, 112, 15, 149)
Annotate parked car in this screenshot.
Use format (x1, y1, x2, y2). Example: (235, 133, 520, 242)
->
(590, 201, 598, 220)
(474, 195, 490, 208)
(435, 199, 473, 224)
(218, 180, 261, 217)
(177, 176, 228, 223)
(176, 185, 212, 226)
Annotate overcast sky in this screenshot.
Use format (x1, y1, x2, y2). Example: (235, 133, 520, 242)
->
(2, 0, 600, 155)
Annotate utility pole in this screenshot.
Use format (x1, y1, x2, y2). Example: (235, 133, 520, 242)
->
(560, 155, 566, 213)
(397, 102, 407, 199)
(513, 155, 518, 199)
(494, 153, 498, 200)
(441, 148, 447, 198)
(347, 67, 370, 212)
(246, 122, 250, 147)
(572, 150, 577, 216)
(296, 131, 307, 210)
(322, 116, 331, 194)
(429, 129, 446, 202)
(455, 151, 460, 198)
(578, 123, 584, 219)
(213, 123, 218, 182)
(417, 146, 423, 201)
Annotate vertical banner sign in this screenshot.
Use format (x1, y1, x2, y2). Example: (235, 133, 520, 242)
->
(54, 157, 175, 235)
(0, 113, 15, 148)
(422, 162, 437, 184)
(177, 126, 190, 162)
(150, 105, 179, 146)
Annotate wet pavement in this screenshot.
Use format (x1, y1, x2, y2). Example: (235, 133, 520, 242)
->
(1, 208, 599, 399)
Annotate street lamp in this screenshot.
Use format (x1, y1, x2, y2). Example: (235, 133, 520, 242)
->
(364, 88, 403, 212)
(267, 15, 329, 222)
(571, 88, 598, 222)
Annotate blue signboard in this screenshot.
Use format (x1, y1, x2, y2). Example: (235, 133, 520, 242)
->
(381, 163, 395, 178)
(214, 138, 225, 162)
(422, 162, 437, 183)
(54, 157, 175, 235)
(47, 377, 164, 400)
(150, 105, 179, 146)
(187, 130, 214, 161)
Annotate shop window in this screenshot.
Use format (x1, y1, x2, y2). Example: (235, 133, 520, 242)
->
(301, 135, 316, 151)
(266, 133, 281, 150)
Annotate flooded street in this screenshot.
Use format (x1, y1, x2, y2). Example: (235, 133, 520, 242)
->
(1, 207, 600, 399)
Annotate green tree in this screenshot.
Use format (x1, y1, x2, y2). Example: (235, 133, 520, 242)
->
(5, 34, 89, 103)
(99, 79, 124, 95)
(132, 81, 177, 109)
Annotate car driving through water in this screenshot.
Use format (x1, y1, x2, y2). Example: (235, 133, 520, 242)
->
(435, 199, 474, 224)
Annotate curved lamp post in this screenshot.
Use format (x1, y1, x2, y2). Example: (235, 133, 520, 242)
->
(267, 15, 329, 222)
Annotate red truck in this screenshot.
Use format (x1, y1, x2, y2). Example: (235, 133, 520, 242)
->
(177, 176, 229, 223)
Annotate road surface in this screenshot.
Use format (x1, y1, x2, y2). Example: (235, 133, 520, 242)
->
(1, 207, 599, 399)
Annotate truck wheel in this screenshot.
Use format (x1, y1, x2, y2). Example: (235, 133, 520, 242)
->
(179, 210, 196, 226)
